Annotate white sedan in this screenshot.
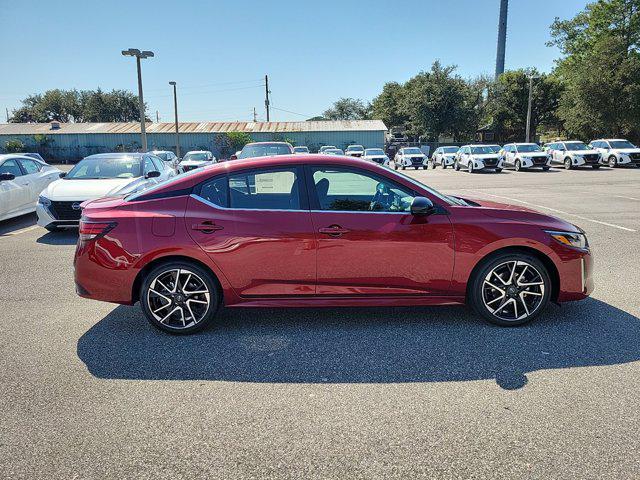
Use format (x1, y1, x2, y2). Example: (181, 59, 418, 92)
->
(0, 154, 61, 222)
(37, 152, 173, 231)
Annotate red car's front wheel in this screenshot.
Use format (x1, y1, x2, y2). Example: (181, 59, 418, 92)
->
(140, 261, 220, 334)
(468, 252, 552, 326)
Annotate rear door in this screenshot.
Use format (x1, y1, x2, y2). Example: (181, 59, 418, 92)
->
(186, 166, 317, 297)
(307, 165, 454, 296)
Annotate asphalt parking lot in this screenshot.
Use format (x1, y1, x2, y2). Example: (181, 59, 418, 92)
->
(2, 165, 640, 479)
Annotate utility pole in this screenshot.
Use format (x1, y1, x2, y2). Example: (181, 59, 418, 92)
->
(495, 0, 508, 79)
(5, 108, 9, 122)
(264, 75, 270, 122)
(122, 48, 154, 152)
(253, 107, 257, 122)
(525, 74, 539, 143)
(155, 110, 159, 122)
(169, 81, 180, 158)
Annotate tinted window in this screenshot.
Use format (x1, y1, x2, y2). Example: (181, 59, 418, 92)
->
(198, 176, 228, 207)
(311, 167, 415, 212)
(18, 158, 41, 174)
(229, 168, 300, 210)
(0, 159, 23, 177)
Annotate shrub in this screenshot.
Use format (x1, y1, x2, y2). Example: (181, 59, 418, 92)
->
(4, 139, 25, 153)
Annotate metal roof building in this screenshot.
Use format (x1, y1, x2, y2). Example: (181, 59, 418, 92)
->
(0, 120, 387, 162)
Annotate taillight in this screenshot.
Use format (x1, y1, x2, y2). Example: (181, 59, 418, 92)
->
(79, 221, 117, 241)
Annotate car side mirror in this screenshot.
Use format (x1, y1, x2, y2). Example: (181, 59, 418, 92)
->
(145, 170, 161, 179)
(59, 172, 67, 178)
(411, 196, 435, 216)
(0, 172, 16, 181)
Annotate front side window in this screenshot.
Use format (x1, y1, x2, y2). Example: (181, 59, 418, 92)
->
(229, 168, 300, 210)
(18, 158, 41, 174)
(0, 159, 23, 177)
(311, 167, 415, 213)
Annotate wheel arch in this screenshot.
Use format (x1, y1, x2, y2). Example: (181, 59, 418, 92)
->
(131, 254, 224, 305)
(465, 246, 560, 303)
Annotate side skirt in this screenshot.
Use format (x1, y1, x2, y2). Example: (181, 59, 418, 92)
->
(227, 295, 466, 308)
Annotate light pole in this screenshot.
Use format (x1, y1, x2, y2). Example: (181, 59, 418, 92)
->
(169, 81, 180, 158)
(121, 48, 154, 152)
(525, 74, 540, 143)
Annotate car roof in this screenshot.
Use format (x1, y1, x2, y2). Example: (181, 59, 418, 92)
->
(346, 145, 364, 148)
(244, 142, 291, 146)
(595, 138, 628, 142)
(83, 153, 146, 160)
(184, 150, 211, 154)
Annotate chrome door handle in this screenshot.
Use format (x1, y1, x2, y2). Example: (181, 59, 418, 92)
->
(319, 225, 350, 237)
(192, 222, 224, 234)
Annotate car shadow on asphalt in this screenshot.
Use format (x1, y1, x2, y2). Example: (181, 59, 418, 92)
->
(36, 230, 78, 245)
(0, 213, 37, 236)
(77, 298, 640, 390)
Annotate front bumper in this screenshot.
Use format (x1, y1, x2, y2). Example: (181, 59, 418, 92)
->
(36, 202, 81, 228)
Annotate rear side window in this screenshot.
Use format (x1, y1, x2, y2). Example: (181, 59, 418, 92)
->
(0, 159, 23, 177)
(229, 168, 301, 210)
(18, 158, 41, 174)
(199, 176, 228, 207)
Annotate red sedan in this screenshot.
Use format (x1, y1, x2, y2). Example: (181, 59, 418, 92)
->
(74, 155, 593, 334)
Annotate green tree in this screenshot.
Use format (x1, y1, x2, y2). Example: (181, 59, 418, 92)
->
(226, 131, 253, 151)
(4, 139, 25, 153)
(485, 70, 563, 142)
(370, 82, 409, 128)
(322, 98, 369, 120)
(548, 0, 640, 140)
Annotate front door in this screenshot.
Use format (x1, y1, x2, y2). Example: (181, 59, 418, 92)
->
(186, 166, 317, 297)
(307, 165, 454, 296)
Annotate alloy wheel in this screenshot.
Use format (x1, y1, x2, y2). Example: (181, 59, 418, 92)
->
(609, 155, 617, 168)
(146, 268, 211, 330)
(482, 260, 545, 322)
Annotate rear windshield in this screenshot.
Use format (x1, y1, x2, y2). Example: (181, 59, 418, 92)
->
(239, 144, 292, 159)
(182, 153, 209, 162)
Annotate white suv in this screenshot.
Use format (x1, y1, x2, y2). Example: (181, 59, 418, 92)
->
(344, 145, 365, 158)
(590, 139, 640, 168)
(544, 141, 603, 169)
(500, 143, 551, 171)
(454, 145, 503, 173)
(392, 147, 427, 170)
(429, 146, 458, 169)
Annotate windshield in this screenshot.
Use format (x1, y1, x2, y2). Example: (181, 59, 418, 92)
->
(609, 140, 636, 149)
(66, 156, 142, 179)
(442, 147, 459, 154)
(293, 147, 309, 152)
(365, 149, 385, 155)
(239, 144, 292, 159)
(565, 142, 589, 151)
(470, 146, 497, 155)
(325, 149, 344, 155)
(517, 144, 542, 153)
(182, 153, 209, 162)
(346, 145, 364, 151)
(403, 148, 422, 154)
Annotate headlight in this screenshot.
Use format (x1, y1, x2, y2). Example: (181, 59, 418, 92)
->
(38, 195, 51, 206)
(546, 230, 589, 250)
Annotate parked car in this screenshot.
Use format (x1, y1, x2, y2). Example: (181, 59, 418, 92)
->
(150, 150, 179, 170)
(318, 145, 338, 154)
(543, 141, 602, 169)
(37, 153, 173, 231)
(234, 142, 294, 160)
(430, 146, 459, 169)
(589, 139, 640, 168)
(293, 146, 310, 154)
(362, 148, 390, 167)
(74, 154, 593, 334)
(23, 153, 46, 163)
(0, 154, 62, 222)
(179, 151, 216, 172)
(486, 144, 502, 154)
(322, 148, 345, 156)
(344, 145, 365, 158)
(454, 145, 503, 173)
(500, 143, 551, 171)
(392, 147, 427, 170)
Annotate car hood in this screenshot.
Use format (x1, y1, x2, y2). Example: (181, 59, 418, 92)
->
(520, 152, 548, 157)
(473, 154, 500, 160)
(41, 177, 142, 200)
(568, 150, 598, 155)
(458, 196, 578, 231)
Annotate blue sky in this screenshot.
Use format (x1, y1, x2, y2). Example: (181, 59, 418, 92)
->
(0, 0, 587, 123)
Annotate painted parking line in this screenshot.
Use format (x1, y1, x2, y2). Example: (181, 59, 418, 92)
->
(469, 190, 637, 233)
(0, 225, 40, 238)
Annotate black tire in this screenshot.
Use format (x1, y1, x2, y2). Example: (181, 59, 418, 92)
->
(454, 160, 460, 171)
(468, 252, 552, 327)
(422, 165, 427, 169)
(140, 261, 220, 334)
(564, 157, 573, 170)
(45, 225, 62, 232)
(608, 155, 617, 168)
(402, 166, 406, 170)
(495, 168, 502, 173)
(468, 161, 474, 173)
(431, 161, 437, 169)
(394, 164, 398, 170)
(542, 166, 550, 171)
(592, 165, 601, 169)
(442, 163, 447, 169)
(515, 160, 522, 172)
